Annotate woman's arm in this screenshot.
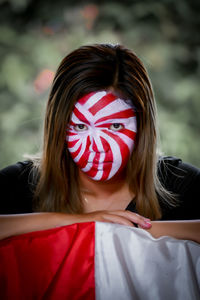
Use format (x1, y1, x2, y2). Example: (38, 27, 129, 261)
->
(144, 220, 200, 244)
(2, 213, 199, 243)
(0, 213, 78, 240)
(0, 210, 152, 240)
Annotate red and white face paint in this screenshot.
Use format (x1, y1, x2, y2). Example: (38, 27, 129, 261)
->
(66, 91, 137, 181)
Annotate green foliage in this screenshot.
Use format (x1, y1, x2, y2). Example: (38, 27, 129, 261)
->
(0, 0, 200, 168)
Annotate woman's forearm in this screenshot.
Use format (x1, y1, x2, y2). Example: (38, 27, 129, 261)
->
(145, 220, 200, 244)
(0, 213, 78, 240)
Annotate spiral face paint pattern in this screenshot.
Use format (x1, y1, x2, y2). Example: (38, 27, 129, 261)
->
(66, 91, 137, 181)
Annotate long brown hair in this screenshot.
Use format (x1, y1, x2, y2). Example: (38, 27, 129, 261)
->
(34, 43, 175, 219)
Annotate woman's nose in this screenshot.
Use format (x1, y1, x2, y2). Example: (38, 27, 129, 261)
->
(89, 134, 110, 152)
(99, 136, 110, 152)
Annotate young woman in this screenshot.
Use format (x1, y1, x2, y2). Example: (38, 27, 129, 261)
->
(0, 44, 200, 242)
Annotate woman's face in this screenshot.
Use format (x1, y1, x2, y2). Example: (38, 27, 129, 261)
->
(66, 91, 137, 181)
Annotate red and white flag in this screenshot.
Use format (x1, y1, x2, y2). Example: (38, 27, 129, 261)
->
(0, 222, 199, 299)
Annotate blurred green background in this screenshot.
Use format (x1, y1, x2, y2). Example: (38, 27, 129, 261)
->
(0, 0, 200, 168)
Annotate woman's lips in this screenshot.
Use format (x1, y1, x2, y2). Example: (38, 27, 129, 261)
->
(82, 152, 113, 168)
(87, 161, 113, 171)
(88, 161, 112, 164)
(87, 151, 113, 163)
(90, 161, 112, 170)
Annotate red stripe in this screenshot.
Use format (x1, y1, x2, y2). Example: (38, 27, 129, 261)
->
(78, 92, 96, 105)
(95, 122, 116, 129)
(0, 223, 95, 299)
(69, 120, 76, 126)
(95, 109, 135, 124)
(67, 139, 79, 148)
(121, 129, 136, 140)
(85, 167, 98, 178)
(78, 151, 90, 169)
(66, 131, 77, 136)
(74, 107, 90, 125)
(91, 139, 98, 152)
(100, 136, 110, 153)
(89, 93, 117, 116)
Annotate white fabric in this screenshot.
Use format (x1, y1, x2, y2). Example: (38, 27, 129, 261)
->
(95, 222, 200, 300)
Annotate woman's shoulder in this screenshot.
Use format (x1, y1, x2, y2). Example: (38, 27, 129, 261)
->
(158, 155, 200, 172)
(0, 161, 33, 178)
(157, 156, 200, 192)
(158, 156, 200, 220)
(0, 161, 35, 214)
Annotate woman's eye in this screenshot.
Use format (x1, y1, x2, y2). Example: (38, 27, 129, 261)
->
(109, 123, 124, 131)
(74, 124, 88, 131)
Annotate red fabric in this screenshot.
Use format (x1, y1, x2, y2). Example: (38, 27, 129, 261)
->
(0, 222, 95, 300)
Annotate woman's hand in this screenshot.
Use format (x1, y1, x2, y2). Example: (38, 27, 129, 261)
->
(73, 210, 152, 229)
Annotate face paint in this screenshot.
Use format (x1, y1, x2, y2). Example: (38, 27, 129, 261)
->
(66, 91, 137, 181)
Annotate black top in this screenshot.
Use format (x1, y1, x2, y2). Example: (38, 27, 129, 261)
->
(0, 157, 200, 220)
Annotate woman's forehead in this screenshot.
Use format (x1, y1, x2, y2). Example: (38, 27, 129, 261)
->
(73, 91, 135, 116)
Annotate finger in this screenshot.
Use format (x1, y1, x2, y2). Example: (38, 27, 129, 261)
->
(101, 214, 134, 227)
(109, 210, 152, 229)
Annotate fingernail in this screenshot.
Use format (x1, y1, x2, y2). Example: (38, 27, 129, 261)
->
(143, 221, 151, 228)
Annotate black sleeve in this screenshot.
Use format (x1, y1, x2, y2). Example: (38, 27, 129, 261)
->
(158, 156, 200, 220)
(0, 161, 34, 214)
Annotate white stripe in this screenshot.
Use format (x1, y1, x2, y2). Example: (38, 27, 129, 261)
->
(95, 222, 200, 300)
(99, 151, 106, 163)
(66, 134, 79, 142)
(92, 170, 103, 181)
(126, 116, 137, 132)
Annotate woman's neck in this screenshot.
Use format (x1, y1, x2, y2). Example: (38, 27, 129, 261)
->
(78, 169, 135, 213)
(79, 169, 128, 198)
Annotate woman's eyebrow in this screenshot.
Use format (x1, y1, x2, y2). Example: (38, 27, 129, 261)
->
(95, 109, 136, 124)
(95, 122, 121, 127)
